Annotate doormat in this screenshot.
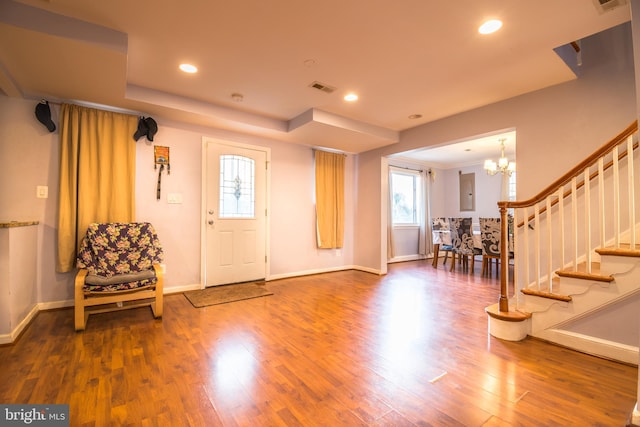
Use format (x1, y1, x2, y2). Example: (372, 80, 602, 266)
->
(183, 282, 273, 308)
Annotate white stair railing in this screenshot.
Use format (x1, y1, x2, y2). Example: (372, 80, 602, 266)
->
(495, 121, 638, 311)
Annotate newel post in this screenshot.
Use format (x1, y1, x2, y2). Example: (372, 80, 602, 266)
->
(498, 202, 509, 312)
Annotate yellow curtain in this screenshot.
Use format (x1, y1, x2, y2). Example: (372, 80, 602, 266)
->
(315, 150, 345, 249)
(57, 103, 138, 272)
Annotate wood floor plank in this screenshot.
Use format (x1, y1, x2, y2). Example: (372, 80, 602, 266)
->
(0, 260, 637, 426)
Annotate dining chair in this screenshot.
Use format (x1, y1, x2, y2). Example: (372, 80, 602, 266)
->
(448, 217, 481, 273)
(431, 217, 452, 268)
(479, 216, 514, 277)
(479, 217, 500, 276)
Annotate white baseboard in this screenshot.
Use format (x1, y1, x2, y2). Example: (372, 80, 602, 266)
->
(534, 328, 639, 365)
(39, 299, 74, 310)
(351, 265, 385, 275)
(388, 254, 427, 264)
(164, 283, 202, 294)
(0, 304, 39, 345)
(268, 265, 384, 281)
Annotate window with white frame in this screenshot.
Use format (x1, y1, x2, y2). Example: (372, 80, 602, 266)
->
(390, 168, 421, 225)
(508, 171, 516, 201)
(507, 171, 516, 216)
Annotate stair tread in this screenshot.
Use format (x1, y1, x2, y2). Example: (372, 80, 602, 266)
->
(596, 244, 640, 257)
(515, 244, 634, 311)
(556, 262, 614, 282)
(555, 270, 614, 282)
(521, 288, 572, 302)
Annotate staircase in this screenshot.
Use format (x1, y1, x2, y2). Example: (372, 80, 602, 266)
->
(522, 247, 640, 364)
(486, 121, 640, 366)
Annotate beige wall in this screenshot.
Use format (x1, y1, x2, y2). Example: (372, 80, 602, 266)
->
(0, 95, 356, 304)
(355, 22, 637, 272)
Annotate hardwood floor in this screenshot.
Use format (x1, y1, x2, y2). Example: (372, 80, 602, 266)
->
(0, 260, 637, 426)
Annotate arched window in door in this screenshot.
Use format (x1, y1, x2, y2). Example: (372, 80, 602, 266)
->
(219, 155, 255, 218)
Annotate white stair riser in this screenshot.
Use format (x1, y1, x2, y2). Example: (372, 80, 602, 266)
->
(522, 253, 640, 363)
(599, 254, 640, 276)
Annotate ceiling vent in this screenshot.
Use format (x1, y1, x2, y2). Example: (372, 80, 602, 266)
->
(592, 0, 627, 14)
(309, 81, 336, 94)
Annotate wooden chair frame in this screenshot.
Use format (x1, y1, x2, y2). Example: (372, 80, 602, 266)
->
(74, 264, 163, 331)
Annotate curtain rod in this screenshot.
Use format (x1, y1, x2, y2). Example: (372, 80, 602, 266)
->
(34, 97, 147, 117)
(313, 148, 347, 156)
(390, 164, 426, 173)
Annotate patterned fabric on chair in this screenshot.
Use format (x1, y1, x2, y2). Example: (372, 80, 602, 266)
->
(431, 217, 452, 268)
(449, 217, 481, 273)
(479, 217, 514, 277)
(74, 222, 164, 330)
(479, 217, 500, 277)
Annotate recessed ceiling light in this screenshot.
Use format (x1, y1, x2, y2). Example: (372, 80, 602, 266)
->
(179, 63, 198, 73)
(344, 93, 358, 102)
(478, 19, 503, 35)
(408, 114, 422, 119)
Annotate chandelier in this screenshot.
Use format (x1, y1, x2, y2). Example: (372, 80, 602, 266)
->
(484, 138, 515, 176)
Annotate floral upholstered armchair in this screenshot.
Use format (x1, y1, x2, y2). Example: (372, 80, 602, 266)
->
(74, 222, 164, 331)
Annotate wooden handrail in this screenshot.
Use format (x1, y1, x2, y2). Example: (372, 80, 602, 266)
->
(495, 120, 638, 314)
(514, 140, 639, 229)
(499, 121, 637, 211)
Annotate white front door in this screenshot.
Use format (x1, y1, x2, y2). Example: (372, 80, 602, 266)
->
(204, 139, 268, 287)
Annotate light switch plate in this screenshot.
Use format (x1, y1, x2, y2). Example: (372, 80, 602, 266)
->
(167, 193, 183, 204)
(36, 185, 48, 199)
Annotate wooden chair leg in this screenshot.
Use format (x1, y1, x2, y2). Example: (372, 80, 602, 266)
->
(74, 270, 88, 331)
(152, 264, 164, 318)
(432, 244, 440, 268)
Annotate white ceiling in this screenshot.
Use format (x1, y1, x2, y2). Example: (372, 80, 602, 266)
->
(392, 130, 517, 170)
(0, 0, 631, 155)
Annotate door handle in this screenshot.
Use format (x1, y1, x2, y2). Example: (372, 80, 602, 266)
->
(208, 220, 214, 225)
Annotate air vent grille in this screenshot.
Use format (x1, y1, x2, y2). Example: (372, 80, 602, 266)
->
(309, 81, 336, 94)
(592, 0, 627, 13)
